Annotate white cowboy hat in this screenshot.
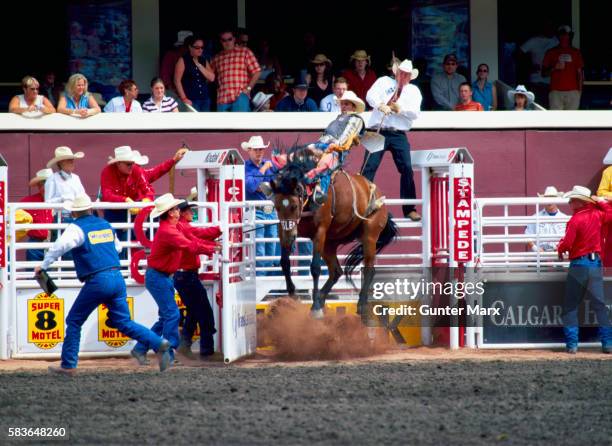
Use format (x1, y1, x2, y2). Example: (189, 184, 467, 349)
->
(603, 147, 612, 165)
(537, 186, 563, 197)
(150, 193, 185, 218)
(107, 146, 149, 165)
(47, 146, 85, 168)
(508, 85, 535, 104)
(563, 185, 595, 203)
(186, 186, 198, 201)
(338, 91, 366, 113)
(63, 194, 93, 212)
(241, 136, 270, 151)
(397, 59, 419, 80)
(175, 30, 193, 47)
(251, 92, 273, 112)
(28, 168, 53, 186)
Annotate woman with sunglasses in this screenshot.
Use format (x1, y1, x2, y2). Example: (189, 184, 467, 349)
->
(472, 63, 497, 111)
(9, 76, 56, 115)
(174, 35, 214, 111)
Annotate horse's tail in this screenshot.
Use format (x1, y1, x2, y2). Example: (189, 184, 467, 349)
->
(344, 213, 399, 286)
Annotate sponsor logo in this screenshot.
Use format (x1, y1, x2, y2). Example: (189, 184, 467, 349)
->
(175, 292, 200, 339)
(97, 297, 134, 348)
(224, 179, 243, 202)
(204, 152, 222, 163)
(232, 305, 255, 338)
(453, 177, 472, 262)
(28, 293, 64, 349)
(447, 149, 456, 162)
(88, 229, 114, 245)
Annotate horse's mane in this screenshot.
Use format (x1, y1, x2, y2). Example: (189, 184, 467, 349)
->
(272, 142, 316, 195)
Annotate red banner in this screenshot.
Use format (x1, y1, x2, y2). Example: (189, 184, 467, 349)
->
(453, 177, 472, 263)
(0, 181, 5, 267)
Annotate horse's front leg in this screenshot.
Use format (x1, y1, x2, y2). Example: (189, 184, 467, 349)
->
(280, 245, 296, 297)
(310, 251, 323, 318)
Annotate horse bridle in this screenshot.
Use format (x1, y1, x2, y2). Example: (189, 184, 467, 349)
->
(279, 182, 308, 232)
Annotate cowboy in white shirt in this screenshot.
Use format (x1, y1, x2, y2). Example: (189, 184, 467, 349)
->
(525, 186, 568, 252)
(363, 59, 422, 221)
(44, 146, 87, 205)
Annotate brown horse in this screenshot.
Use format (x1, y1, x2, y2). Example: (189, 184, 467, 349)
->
(264, 147, 398, 317)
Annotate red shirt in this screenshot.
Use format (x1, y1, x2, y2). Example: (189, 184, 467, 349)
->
(454, 101, 484, 111)
(212, 46, 261, 105)
(147, 220, 216, 274)
(177, 218, 221, 270)
(542, 46, 583, 91)
(100, 158, 175, 202)
(19, 192, 53, 240)
(341, 69, 377, 103)
(558, 202, 612, 260)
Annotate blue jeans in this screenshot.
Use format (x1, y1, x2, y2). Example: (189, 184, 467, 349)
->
(61, 269, 163, 369)
(563, 256, 612, 348)
(217, 93, 251, 112)
(104, 209, 130, 260)
(173, 271, 216, 355)
(255, 209, 280, 276)
(191, 98, 211, 112)
(26, 237, 45, 262)
(362, 130, 416, 217)
(134, 268, 181, 356)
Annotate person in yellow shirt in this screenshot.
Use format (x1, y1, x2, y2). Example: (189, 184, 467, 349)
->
(596, 147, 612, 267)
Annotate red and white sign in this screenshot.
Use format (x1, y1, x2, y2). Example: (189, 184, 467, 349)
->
(453, 177, 472, 263)
(0, 181, 5, 267)
(224, 179, 243, 202)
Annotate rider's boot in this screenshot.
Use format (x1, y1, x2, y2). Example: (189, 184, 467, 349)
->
(312, 184, 328, 206)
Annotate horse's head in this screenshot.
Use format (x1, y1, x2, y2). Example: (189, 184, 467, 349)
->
(261, 146, 314, 249)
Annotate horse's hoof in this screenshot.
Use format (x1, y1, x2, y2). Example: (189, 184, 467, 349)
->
(311, 309, 324, 319)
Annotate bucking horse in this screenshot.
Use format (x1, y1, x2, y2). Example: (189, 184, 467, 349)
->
(262, 145, 398, 318)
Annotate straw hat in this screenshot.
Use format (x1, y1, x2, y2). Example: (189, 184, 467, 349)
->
(175, 30, 193, 47)
(150, 193, 184, 218)
(63, 194, 93, 212)
(186, 186, 198, 201)
(338, 91, 365, 113)
(397, 59, 419, 80)
(251, 92, 273, 112)
(47, 146, 84, 168)
(311, 54, 332, 65)
(563, 185, 595, 203)
(350, 50, 371, 63)
(241, 136, 270, 151)
(537, 186, 563, 197)
(28, 168, 53, 186)
(508, 85, 535, 104)
(107, 146, 149, 165)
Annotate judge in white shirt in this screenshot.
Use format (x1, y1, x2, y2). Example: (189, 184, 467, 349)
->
(45, 146, 87, 216)
(363, 59, 422, 221)
(525, 186, 567, 252)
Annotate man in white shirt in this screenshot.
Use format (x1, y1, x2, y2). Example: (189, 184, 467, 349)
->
(520, 22, 558, 108)
(319, 77, 347, 113)
(525, 186, 568, 252)
(363, 59, 422, 221)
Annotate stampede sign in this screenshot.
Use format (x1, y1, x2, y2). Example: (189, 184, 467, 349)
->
(175, 292, 200, 340)
(27, 293, 64, 349)
(97, 297, 135, 348)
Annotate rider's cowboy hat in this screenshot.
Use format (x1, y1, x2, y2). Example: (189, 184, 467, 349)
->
(508, 85, 535, 104)
(150, 193, 185, 218)
(47, 146, 84, 169)
(29, 168, 53, 186)
(311, 54, 332, 65)
(537, 186, 563, 197)
(397, 59, 419, 80)
(241, 136, 270, 151)
(338, 91, 365, 113)
(350, 50, 371, 63)
(563, 185, 595, 203)
(107, 146, 149, 165)
(63, 194, 93, 212)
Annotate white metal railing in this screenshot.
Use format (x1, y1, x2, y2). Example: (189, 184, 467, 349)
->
(475, 196, 571, 269)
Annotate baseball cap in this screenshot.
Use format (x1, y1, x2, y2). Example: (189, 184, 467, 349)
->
(294, 83, 309, 89)
(443, 53, 458, 64)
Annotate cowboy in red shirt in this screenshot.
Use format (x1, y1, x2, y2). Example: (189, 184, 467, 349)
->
(557, 185, 612, 354)
(19, 168, 54, 261)
(174, 201, 221, 359)
(131, 193, 219, 366)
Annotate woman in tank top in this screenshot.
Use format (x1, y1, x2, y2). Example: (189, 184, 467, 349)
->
(8, 76, 55, 115)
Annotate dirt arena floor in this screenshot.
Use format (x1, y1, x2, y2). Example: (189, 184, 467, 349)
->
(1, 348, 612, 445)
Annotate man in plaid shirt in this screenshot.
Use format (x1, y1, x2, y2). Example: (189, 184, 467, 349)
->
(212, 29, 261, 111)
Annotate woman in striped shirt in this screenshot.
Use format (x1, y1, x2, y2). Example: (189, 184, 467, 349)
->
(142, 78, 179, 113)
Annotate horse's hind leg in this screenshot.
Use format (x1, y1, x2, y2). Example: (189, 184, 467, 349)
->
(320, 243, 342, 304)
(357, 216, 386, 317)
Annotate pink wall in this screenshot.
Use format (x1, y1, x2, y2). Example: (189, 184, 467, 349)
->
(2, 130, 611, 202)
